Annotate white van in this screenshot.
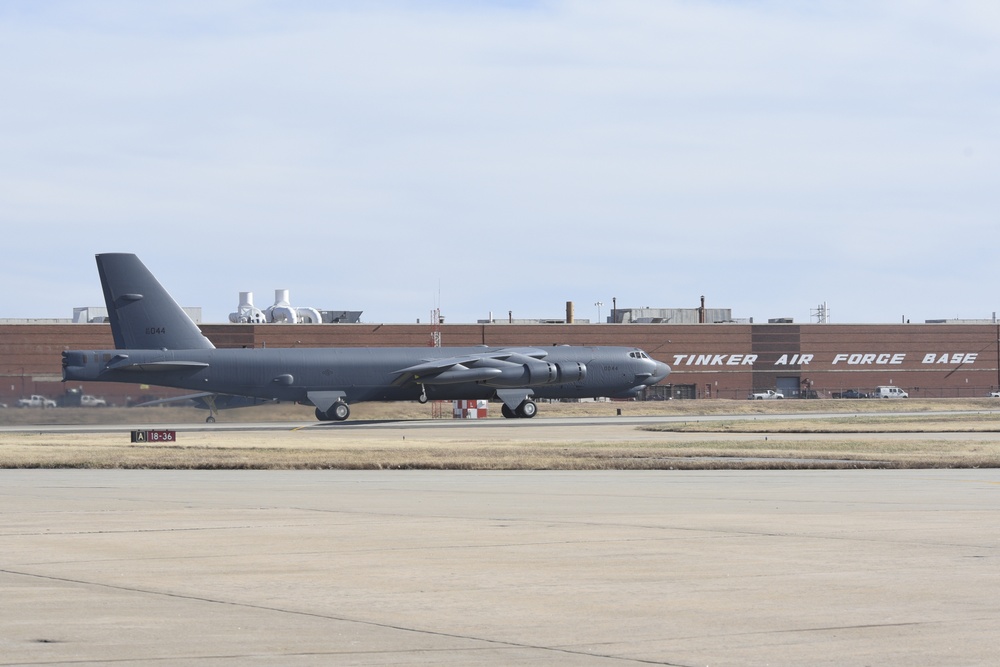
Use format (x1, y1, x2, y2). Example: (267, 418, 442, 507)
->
(874, 386, 908, 399)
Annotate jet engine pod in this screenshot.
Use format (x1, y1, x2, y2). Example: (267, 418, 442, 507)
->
(554, 361, 586, 383)
(483, 359, 585, 387)
(482, 359, 556, 387)
(531, 361, 559, 385)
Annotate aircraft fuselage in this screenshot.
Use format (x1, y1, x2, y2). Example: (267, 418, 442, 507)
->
(62, 254, 670, 421)
(63, 344, 667, 404)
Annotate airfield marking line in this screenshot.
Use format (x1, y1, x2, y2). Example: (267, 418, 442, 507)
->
(0, 567, 688, 666)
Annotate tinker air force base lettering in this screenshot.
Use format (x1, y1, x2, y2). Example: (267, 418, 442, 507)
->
(671, 353, 980, 367)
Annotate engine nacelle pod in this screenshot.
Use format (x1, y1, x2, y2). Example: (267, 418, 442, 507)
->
(555, 361, 586, 383)
(488, 360, 587, 386)
(482, 360, 556, 387)
(525, 360, 559, 385)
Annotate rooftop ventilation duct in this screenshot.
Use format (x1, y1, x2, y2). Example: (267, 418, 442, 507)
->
(229, 292, 267, 323)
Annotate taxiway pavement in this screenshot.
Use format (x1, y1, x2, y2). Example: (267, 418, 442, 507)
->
(3, 469, 999, 666)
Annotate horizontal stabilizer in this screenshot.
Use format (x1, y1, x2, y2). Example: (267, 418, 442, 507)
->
(111, 360, 210, 373)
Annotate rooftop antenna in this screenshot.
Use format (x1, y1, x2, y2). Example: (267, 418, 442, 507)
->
(429, 280, 442, 348)
(811, 302, 830, 324)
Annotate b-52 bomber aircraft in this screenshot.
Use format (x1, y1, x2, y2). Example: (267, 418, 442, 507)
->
(62, 254, 671, 422)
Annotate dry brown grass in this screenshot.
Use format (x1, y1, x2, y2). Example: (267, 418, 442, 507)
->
(4, 434, 999, 470)
(3, 398, 1000, 470)
(644, 412, 1000, 433)
(3, 396, 999, 426)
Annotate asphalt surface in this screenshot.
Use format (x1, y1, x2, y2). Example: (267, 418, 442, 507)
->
(3, 468, 999, 666)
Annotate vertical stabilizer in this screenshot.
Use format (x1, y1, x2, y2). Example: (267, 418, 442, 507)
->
(97, 253, 215, 350)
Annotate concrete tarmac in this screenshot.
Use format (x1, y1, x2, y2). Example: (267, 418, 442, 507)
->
(2, 469, 999, 666)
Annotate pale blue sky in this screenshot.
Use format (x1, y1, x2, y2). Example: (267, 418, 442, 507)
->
(2, 1, 997, 324)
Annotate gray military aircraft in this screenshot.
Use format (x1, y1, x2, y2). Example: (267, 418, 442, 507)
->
(62, 254, 671, 422)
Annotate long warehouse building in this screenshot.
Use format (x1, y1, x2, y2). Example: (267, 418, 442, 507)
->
(2, 321, 999, 406)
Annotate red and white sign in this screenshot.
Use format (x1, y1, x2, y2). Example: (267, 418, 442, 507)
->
(453, 400, 489, 419)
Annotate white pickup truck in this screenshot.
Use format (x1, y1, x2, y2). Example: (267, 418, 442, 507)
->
(749, 389, 784, 400)
(17, 394, 57, 408)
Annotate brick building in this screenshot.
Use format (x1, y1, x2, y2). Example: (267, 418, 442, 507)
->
(2, 321, 999, 406)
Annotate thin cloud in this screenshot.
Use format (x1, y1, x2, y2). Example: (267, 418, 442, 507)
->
(0, 1, 996, 323)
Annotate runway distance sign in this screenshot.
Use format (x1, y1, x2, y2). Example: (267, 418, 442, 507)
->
(130, 430, 177, 443)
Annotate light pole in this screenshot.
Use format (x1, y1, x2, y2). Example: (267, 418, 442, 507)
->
(595, 301, 603, 323)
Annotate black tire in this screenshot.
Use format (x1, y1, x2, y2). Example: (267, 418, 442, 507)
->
(501, 404, 516, 419)
(516, 400, 537, 418)
(332, 401, 350, 421)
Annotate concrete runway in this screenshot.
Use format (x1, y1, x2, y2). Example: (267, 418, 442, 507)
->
(3, 469, 1000, 666)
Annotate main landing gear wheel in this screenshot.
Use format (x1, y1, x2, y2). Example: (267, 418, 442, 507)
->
(332, 401, 350, 421)
(316, 401, 351, 422)
(516, 400, 537, 418)
(501, 400, 537, 419)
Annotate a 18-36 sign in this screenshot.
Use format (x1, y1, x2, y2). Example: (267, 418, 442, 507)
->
(130, 430, 177, 443)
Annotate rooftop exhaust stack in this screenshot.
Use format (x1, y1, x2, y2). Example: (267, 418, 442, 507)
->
(229, 292, 266, 323)
(268, 289, 296, 323)
(231, 290, 323, 324)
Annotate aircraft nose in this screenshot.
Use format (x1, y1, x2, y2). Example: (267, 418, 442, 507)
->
(636, 358, 671, 385)
(648, 360, 671, 384)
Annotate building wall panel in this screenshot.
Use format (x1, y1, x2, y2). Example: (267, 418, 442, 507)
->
(2, 322, 999, 405)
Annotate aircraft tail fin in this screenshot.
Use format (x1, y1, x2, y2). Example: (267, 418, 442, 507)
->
(96, 253, 215, 350)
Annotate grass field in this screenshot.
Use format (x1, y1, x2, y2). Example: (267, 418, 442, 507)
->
(3, 398, 1000, 469)
(4, 396, 1000, 425)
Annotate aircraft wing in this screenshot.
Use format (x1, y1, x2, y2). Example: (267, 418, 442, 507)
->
(133, 392, 218, 407)
(134, 392, 276, 410)
(391, 348, 549, 386)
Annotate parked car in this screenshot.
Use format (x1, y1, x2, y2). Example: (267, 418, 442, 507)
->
(16, 395, 57, 408)
(990, 391, 1000, 398)
(835, 389, 870, 399)
(80, 394, 108, 407)
(748, 389, 784, 400)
